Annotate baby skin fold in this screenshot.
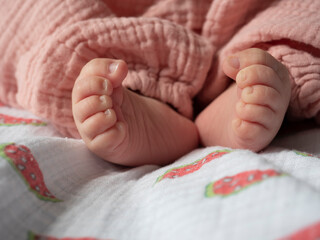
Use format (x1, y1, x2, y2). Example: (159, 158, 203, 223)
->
(72, 48, 291, 166)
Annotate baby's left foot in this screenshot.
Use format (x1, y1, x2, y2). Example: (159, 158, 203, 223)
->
(196, 48, 291, 151)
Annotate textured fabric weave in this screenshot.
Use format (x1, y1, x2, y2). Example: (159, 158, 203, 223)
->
(0, 0, 319, 137)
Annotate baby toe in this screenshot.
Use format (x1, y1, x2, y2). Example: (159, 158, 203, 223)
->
(73, 95, 113, 123)
(236, 101, 276, 129)
(240, 85, 281, 112)
(72, 76, 113, 104)
(88, 122, 127, 153)
(236, 65, 282, 91)
(223, 48, 277, 79)
(223, 48, 290, 91)
(78, 58, 128, 88)
(80, 109, 117, 140)
(231, 118, 269, 151)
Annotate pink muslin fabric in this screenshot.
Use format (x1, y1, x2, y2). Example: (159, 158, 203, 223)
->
(0, 0, 319, 137)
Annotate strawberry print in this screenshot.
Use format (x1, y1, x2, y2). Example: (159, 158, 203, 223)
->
(156, 150, 231, 183)
(205, 169, 284, 197)
(278, 221, 320, 240)
(28, 231, 111, 240)
(0, 143, 61, 202)
(0, 113, 46, 126)
(0, 101, 5, 107)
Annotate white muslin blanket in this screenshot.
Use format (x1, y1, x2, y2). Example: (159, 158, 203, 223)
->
(0, 104, 320, 240)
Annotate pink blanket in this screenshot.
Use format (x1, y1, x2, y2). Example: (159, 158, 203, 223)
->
(0, 0, 319, 137)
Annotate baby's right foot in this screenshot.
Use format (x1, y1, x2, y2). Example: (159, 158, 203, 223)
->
(72, 59, 199, 166)
(196, 48, 291, 151)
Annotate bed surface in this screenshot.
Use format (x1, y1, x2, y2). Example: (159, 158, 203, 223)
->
(1, 104, 320, 240)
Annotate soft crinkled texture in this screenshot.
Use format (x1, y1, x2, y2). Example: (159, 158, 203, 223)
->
(0, 0, 213, 137)
(205, 0, 320, 122)
(0, 0, 320, 137)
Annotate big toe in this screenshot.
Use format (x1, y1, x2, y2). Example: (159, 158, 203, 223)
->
(79, 58, 128, 88)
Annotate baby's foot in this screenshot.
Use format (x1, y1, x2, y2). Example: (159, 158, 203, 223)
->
(196, 48, 291, 151)
(72, 58, 198, 166)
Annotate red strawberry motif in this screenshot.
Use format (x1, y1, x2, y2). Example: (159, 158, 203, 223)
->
(0, 143, 61, 202)
(156, 150, 231, 183)
(0, 113, 46, 126)
(278, 221, 320, 240)
(28, 231, 111, 240)
(0, 102, 5, 107)
(205, 169, 284, 197)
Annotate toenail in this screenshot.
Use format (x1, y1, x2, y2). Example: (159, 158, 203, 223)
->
(228, 56, 240, 69)
(105, 109, 112, 116)
(108, 62, 119, 73)
(99, 95, 107, 104)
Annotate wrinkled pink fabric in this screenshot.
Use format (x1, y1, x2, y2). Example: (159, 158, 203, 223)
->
(0, 0, 319, 138)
